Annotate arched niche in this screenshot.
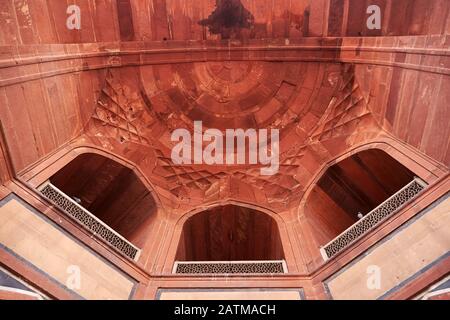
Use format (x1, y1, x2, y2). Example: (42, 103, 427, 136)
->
(175, 204, 285, 262)
(48, 152, 157, 248)
(303, 148, 416, 247)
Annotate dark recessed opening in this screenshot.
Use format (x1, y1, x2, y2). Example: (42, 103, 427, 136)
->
(49, 153, 157, 247)
(305, 149, 415, 245)
(176, 205, 284, 261)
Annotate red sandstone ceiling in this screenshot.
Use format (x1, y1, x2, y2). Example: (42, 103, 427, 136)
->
(0, 0, 449, 214)
(82, 61, 378, 208)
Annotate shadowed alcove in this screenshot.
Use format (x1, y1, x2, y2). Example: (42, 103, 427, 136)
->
(176, 205, 285, 262)
(304, 149, 416, 247)
(48, 153, 157, 248)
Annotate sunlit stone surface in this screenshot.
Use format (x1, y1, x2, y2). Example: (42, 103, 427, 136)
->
(0, 0, 448, 300)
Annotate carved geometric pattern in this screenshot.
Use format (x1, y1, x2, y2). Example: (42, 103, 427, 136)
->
(149, 64, 370, 203)
(311, 67, 370, 142)
(39, 182, 140, 261)
(321, 179, 426, 260)
(155, 152, 302, 203)
(88, 64, 375, 205)
(174, 261, 287, 274)
(91, 70, 153, 145)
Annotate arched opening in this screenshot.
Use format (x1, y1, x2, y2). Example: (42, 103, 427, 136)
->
(303, 149, 424, 260)
(177, 205, 284, 261)
(39, 153, 157, 259)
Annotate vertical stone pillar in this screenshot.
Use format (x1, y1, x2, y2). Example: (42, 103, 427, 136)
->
(308, 0, 330, 37)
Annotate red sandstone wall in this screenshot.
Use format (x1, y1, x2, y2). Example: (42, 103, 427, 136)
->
(355, 63, 450, 166)
(0, 0, 448, 45)
(327, 0, 449, 37)
(0, 70, 105, 172)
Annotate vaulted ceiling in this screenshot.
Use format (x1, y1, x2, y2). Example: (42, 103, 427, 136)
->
(0, 0, 448, 215)
(82, 61, 376, 209)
